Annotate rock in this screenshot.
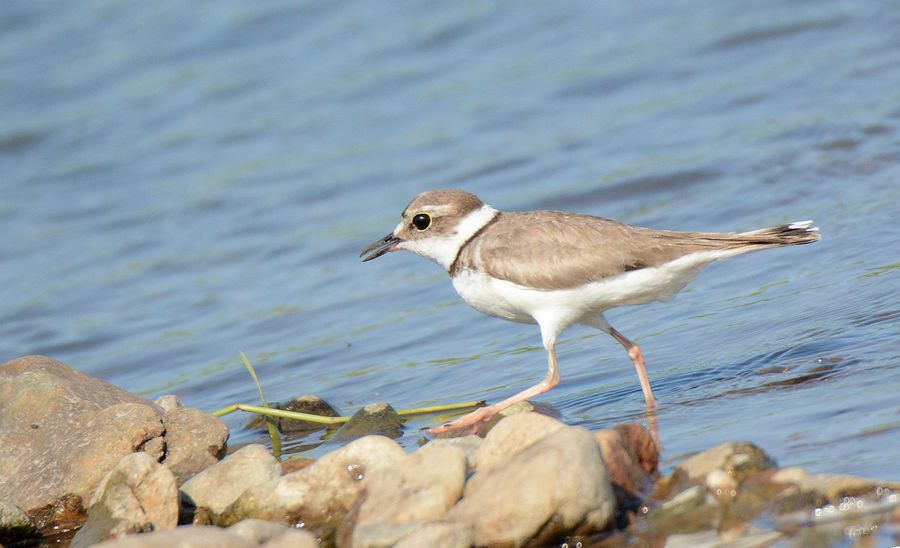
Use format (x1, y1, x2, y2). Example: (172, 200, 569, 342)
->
(71, 452, 179, 548)
(0, 501, 37, 545)
(477, 400, 562, 436)
(92, 525, 256, 547)
(594, 423, 660, 499)
(225, 518, 288, 543)
(748, 467, 900, 515)
(0, 356, 166, 528)
(273, 435, 407, 534)
(770, 467, 900, 502)
(660, 485, 708, 513)
(346, 522, 420, 548)
(161, 407, 229, 484)
(473, 411, 567, 474)
(260, 529, 319, 548)
(448, 426, 615, 546)
(333, 402, 402, 441)
(278, 395, 340, 433)
(181, 444, 281, 526)
(664, 527, 782, 548)
(350, 444, 466, 546)
(394, 522, 472, 548)
(677, 442, 774, 485)
(245, 395, 340, 434)
(154, 395, 183, 413)
(422, 435, 482, 473)
(280, 457, 316, 474)
(226, 519, 316, 547)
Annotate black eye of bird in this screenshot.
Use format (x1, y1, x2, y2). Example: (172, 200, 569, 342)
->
(412, 213, 431, 231)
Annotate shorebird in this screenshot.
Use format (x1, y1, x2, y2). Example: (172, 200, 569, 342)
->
(361, 189, 820, 433)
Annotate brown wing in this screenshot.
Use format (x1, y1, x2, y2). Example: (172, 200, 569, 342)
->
(460, 211, 744, 290)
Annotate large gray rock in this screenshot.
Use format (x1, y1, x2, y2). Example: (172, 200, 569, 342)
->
(272, 435, 407, 534)
(71, 452, 179, 548)
(181, 444, 282, 526)
(92, 525, 256, 547)
(161, 407, 229, 484)
(0, 356, 166, 528)
(473, 411, 567, 474)
(448, 426, 616, 546)
(351, 444, 467, 547)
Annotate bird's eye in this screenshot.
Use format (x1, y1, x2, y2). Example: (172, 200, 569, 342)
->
(412, 213, 432, 231)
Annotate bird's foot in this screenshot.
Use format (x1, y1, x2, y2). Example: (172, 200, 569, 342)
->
(427, 405, 497, 436)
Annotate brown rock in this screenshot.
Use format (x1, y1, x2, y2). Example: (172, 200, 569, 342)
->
(473, 411, 567, 474)
(448, 426, 616, 546)
(351, 444, 466, 546)
(0, 356, 165, 528)
(260, 529, 319, 548)
(748, 466, 900, 515)
(422, 435, 482, 473)
(644, 484, 717, 535)
(770, 467, 900, 501)
(394, 522, 472, 548)
(278, 395, 340, 433)
(92, 525, 255, 547)
(245, 394, 340, 434)
(477, 400, 562, 436)
(345, 522, 420, 548)
(180, 444, 281, 526)
(154, 395, 183, 413)
(333, 402, 403, 441)
(161, 407, 229, 484)
(677, 442, 774, 485)
(280, 457, 316, 474)
(273, 435, 407, 534)
(70, 452, 179, 548)
(226, 519, 316, 547)
(594, 423, 660, 498)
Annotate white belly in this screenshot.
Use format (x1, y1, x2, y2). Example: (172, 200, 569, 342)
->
(450, 249, 737, 333)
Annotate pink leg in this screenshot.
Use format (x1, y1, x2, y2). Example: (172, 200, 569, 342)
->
(428, 341, 560, 435)
(608, 326, 656, 408)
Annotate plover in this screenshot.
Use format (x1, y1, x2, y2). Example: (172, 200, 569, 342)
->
(361, 189, 820, 433)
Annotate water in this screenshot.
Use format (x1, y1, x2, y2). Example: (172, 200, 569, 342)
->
(2, 0, 898, 492)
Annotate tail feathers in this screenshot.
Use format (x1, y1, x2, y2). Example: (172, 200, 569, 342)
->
(740, 220, 821, 246)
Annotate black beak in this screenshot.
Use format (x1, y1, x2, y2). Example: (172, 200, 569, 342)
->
(360, 233, 402, 262)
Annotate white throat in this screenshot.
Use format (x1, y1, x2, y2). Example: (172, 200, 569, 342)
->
(398, 204, 498, 271)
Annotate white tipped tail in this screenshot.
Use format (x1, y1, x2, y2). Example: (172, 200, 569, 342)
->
(788, 220, 814, 230)
(740, 220, 821, 246)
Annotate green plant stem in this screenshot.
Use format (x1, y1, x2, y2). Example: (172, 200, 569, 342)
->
(211, 399, 484, 422)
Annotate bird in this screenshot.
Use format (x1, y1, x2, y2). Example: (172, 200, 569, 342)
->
(360, 189, 820, 434)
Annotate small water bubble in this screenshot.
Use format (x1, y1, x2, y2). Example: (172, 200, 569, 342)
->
(347, 463, 365, 481)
